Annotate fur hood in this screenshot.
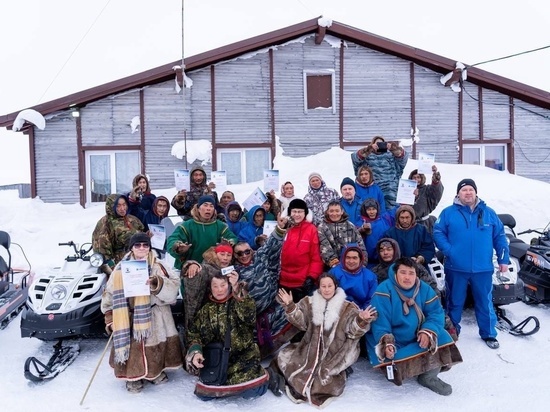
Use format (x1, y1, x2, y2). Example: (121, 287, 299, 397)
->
(311, 287, 348, 330)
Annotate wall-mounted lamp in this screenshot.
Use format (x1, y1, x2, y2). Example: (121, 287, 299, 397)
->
(71, 108, 80, 118)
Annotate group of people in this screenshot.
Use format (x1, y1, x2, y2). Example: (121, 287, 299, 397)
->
(93, 135, 510, 407)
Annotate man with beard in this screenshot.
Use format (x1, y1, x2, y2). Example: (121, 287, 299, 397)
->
(171, 166, 219, 220)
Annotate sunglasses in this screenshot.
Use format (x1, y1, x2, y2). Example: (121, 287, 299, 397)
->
(133, 242, 150, 249)
(235, 249, 252, 257)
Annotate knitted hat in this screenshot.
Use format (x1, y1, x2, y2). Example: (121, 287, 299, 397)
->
(197, 195, 216, 207)
(456, 178, 477, 194)
(215, 244, 233, 254)
(128, 232, 151, 250)
(308, 172, 322, 183)
(288, 198, 308, 216)
(340, 177, 356, 190)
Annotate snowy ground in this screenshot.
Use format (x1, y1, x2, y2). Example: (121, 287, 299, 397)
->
(1, 145, 550, 412)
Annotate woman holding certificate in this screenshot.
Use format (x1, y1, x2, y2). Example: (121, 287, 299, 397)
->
(101, 233, 183, 393)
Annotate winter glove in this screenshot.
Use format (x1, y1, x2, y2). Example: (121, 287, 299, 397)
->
(359, 146, 372, 158)
(100, 259, 114, 276)
(217, 213, 226, 222)
(173, 241, 191, 255)
(302, 277, 316, 296)
(329, 258, 340, 268)
(172, 191, 187, 208)
(255, 234, 268, 247)
(432, 171, 441, 183)
(149, 275, 162, 294)
(359, 222, 372, 235)
(389, 143, 404, 157)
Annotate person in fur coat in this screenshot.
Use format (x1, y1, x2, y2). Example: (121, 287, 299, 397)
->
(100, 233, 183, 393)
(269, 273, 377, 408)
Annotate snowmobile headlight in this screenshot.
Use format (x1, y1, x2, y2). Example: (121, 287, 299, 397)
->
(90, 253, 104, 268)
(51, 285, 67, 301)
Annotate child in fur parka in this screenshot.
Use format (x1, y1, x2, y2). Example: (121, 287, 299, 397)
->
(268, 273, 377, 408)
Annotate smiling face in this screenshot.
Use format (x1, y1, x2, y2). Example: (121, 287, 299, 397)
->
(290, 208, 306, 224)
(228, 208, 241, 222)
(211, 276, 230, 301)
(327, 204, 344, 222)
(458, 185, 477, 206)
(395, 264, 417, 289)
(319, 277, 336, 300)
(309, 177, 322, 190)
(283, 183, 294, 197)
(344, 250, 362, 272)
(132, 242, 150, 260)
(234, 243, 253, 265)
(253, 209, 265, 226)
(366, 206, 378, 219)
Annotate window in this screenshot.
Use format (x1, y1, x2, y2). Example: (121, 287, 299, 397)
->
(463, 144, 506, 171)
(85, 150, 141, 204)
(217, 149, 271, 185)
(303, 70, 336, 114)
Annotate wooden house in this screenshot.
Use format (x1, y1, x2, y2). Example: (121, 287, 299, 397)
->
(1, 18, 549, 206)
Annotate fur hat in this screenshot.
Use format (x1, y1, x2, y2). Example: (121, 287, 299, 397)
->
(457, 178, 477, 194)
(197, 195, 216, 207)
(340, 177, 356, 190)
(128, 232, 151, 250)
(288, 198, 308, 216)
(308, 172, 322, 183)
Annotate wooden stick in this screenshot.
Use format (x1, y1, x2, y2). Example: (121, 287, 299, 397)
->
(79, 333, 113, 406)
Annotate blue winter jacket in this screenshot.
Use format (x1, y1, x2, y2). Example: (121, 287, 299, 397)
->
(329, 245, 377, 309)
(385, 224, 435, 264)
(224, 201, 246, 239)
(355, 182, 386, 213)
(433, 197, 509, 273)
(366, 263, 453, 367)
(339, 195, 364, 227)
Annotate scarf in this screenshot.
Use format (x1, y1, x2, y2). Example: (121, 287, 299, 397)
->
(394, 278, 425, 331)
(111, 253, 153, 364)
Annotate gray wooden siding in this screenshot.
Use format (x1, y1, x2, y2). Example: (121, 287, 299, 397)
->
(413, 65, 459, 164)
(214, 53, 271, 143)
(513, 99, 550, 183)
(81, 91, 141, 146)
(343, 42, 412, 144)
(34, 113, 80, 204)
(273, 36, 340, 157)
(143, 79, 190, 190)
(461, 83, 481, 140)
(482, 89, 510, 140)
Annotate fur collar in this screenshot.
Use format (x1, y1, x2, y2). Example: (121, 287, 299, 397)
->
(311, 288, 347, 330)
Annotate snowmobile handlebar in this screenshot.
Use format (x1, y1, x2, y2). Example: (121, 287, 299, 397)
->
(517, 229, 544, 236)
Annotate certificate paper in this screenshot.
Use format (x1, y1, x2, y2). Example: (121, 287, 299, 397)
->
(263, 220, 277, 237)
(418, 153, 435, 175)
(396, 179, 417, 205)
(174, 169, 190, 191)
(121, 260, 150, 298)
(242, 187, 267, 212)
(263, 169, 279, 193)
(148, 224, 166, 251)
(211, 171, 227, 193)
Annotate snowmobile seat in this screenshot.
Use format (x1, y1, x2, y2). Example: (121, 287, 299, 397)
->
(498, 214, 516, 229)
(0, 231, 12, 276)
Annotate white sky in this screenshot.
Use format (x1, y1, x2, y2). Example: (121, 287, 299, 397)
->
(1, 0, 549, 185)
(2, 144, 550, 411)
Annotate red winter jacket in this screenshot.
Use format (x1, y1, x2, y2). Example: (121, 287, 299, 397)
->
(280, 221, 324, 288)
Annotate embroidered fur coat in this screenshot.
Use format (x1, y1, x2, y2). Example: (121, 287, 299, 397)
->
(274, 288, 371, 408)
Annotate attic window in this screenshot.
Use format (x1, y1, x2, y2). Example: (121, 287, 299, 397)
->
(303, 70, 335, 114)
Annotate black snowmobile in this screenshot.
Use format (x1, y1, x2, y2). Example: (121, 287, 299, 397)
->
(21, 241, 107, 382)
(0, 230, 31, 329)
(517, 220, 550, 304)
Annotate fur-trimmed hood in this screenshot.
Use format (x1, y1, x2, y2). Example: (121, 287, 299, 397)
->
(311, 287, 348, 330)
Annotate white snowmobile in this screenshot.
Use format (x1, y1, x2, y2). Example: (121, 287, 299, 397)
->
(21, 241, 107, 381)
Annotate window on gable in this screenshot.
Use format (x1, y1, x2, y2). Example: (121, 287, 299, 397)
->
(217, 148, 271, 185)
(303, 70, 335, 114)
(463, 144, 506, 171)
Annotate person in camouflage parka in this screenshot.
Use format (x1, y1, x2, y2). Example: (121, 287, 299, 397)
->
(92, 194, 144, 274)
(317, 200, 367, 269)
(171, 165, 219, 219)
(186, 272, 268, 400)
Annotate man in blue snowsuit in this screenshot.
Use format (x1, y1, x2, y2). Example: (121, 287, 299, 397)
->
(433, 178, 509, 349)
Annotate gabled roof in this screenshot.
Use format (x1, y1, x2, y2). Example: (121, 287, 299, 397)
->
(1, 17, 549, 128)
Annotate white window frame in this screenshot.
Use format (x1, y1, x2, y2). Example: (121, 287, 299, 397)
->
(462, 143, 507, 171)
(217, 148, 271, 185)
(85, 150, 141, 205)
(303, 69, 336, 114)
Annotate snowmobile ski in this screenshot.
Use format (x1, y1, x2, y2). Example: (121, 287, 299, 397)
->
(24, 340, 80, 382)
(495, 307, 540, 337)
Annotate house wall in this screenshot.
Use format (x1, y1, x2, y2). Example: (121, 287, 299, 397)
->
(34, 113, 80, 203)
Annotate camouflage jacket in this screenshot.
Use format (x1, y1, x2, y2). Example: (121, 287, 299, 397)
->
(317, 213, 367, 268)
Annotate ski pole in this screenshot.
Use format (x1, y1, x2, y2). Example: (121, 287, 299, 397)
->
(79, 333, 113, 406)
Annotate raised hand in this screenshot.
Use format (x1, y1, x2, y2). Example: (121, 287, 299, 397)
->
(277, 288, 293, 305)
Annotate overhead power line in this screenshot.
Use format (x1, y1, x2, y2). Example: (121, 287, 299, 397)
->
(468, 45, 550, 68)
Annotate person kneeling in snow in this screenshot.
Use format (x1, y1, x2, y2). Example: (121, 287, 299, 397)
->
(366, 257, 462, 396)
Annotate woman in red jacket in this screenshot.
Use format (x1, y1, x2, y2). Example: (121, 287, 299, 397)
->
(280, 199, 324, 302)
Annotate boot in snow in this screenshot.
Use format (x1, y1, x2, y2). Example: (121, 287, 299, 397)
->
(417, 368, 452, 396)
